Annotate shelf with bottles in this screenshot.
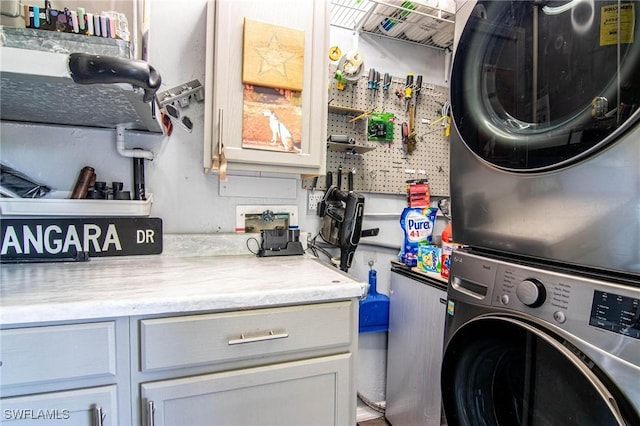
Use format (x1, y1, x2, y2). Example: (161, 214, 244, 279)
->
(330, 0, 455, 50)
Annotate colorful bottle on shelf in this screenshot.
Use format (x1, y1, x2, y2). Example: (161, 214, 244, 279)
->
(378, 1, 417, 38)
(441, 222, 462, 279)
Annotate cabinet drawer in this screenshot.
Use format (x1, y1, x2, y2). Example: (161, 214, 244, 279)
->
(0, 322, 117, 387)
(140, 301, 353, 372)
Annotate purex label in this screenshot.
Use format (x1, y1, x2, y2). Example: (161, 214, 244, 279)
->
(404, 209, 435, 242)
(1, 217, 162, 260)
(399, 207, 438, 266)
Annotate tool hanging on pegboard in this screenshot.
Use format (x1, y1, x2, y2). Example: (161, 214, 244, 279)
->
(329, 46, 342, 62)
(406, 103, 417, 154)
(309, 65, 451, 197)
(415, 75, 423, 105)
(382, 72, 392, 109)
(334, 49, 364, 92)
(367, 68, 382, 108)
(398, 72, 421, 154)
(404, 73, 414, 111)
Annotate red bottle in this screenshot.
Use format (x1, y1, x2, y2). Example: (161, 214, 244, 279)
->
(440, 222, 453, 279)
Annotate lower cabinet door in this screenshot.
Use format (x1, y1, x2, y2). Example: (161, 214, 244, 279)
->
(142, 354, 352, 426)
(1, 385, 117, 425)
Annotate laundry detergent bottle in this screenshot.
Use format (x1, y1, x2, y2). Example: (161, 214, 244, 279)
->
(440, 221, 456, 279)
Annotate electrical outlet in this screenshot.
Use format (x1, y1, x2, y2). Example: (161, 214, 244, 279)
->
(307, 190, 324, 215)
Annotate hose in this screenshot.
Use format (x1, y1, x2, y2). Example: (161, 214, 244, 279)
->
(357, 391, 386, 414)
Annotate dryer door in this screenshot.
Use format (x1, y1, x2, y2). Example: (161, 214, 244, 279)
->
(441, 317, 639, 426)
(452, 1, 640, 171)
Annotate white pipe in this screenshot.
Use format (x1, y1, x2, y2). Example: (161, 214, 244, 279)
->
(115, 126, 154, 160)
(444, 50, 452, 83)
(132, 0, 138, 58)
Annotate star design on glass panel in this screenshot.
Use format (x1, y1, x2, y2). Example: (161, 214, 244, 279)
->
(254, 32, 296, 79)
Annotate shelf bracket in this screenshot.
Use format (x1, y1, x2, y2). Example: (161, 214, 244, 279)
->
(156, 79, 205, 109)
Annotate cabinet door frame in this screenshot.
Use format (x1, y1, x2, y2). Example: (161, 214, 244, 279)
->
(142, 353, 352, 426)
(203, 0, 328, 175)
(0, 385, 118, 426)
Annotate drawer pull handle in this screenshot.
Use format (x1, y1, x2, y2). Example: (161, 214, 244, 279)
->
(147, 400, 155, 426)
(228, 330, 289, 345)
(93, 405, 105, 426)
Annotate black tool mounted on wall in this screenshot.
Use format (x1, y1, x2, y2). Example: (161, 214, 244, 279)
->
(318, 186, 379, 272)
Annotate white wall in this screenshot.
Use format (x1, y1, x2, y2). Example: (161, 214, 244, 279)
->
(0, 0, 450, 408)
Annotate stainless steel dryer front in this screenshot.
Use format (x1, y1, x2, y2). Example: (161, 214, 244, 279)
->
(441, 250, 640, 426)
(449, 0, 640, 279)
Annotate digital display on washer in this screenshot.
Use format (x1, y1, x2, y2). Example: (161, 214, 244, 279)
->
(589, 291, 640, 340)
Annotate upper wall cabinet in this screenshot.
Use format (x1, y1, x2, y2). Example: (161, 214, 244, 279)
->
(203, 0, 328, 176)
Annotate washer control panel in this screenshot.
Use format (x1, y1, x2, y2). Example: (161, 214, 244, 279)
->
(494, 264, 574, 326)
(449, 249, 640, 370)
(450, 250, 640, 337)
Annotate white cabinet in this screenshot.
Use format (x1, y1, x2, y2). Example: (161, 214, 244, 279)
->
(203, 0, 328, 176)
(135, 302, 358, 426)
(1, 386, 118, 426)
(142, 355, 351, 426)
(1, 302, 358, 425)
(138, 302, 353, 372)
(0, 319, 131, 426)
(0, 322, 117, 387)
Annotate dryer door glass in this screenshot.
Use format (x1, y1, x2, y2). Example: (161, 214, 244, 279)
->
(452, 1, 640, 171)
(441, 318, 638, 426)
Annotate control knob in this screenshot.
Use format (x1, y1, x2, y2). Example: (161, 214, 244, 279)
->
(516, 278, 546, 308)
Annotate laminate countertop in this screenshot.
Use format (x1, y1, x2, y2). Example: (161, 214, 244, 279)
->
(0, 254, 366, 326)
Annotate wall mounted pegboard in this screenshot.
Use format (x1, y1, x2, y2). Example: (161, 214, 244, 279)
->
(302, 67, 451, 196)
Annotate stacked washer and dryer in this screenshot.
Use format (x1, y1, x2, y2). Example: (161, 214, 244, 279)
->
(443, 1, 640, 425)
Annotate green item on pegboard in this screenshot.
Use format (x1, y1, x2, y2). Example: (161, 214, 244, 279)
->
(367, 112, 395, 141)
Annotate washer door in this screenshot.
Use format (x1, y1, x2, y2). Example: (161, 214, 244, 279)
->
(441, 317, 639, 426)
(452, 1, 640, 171)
